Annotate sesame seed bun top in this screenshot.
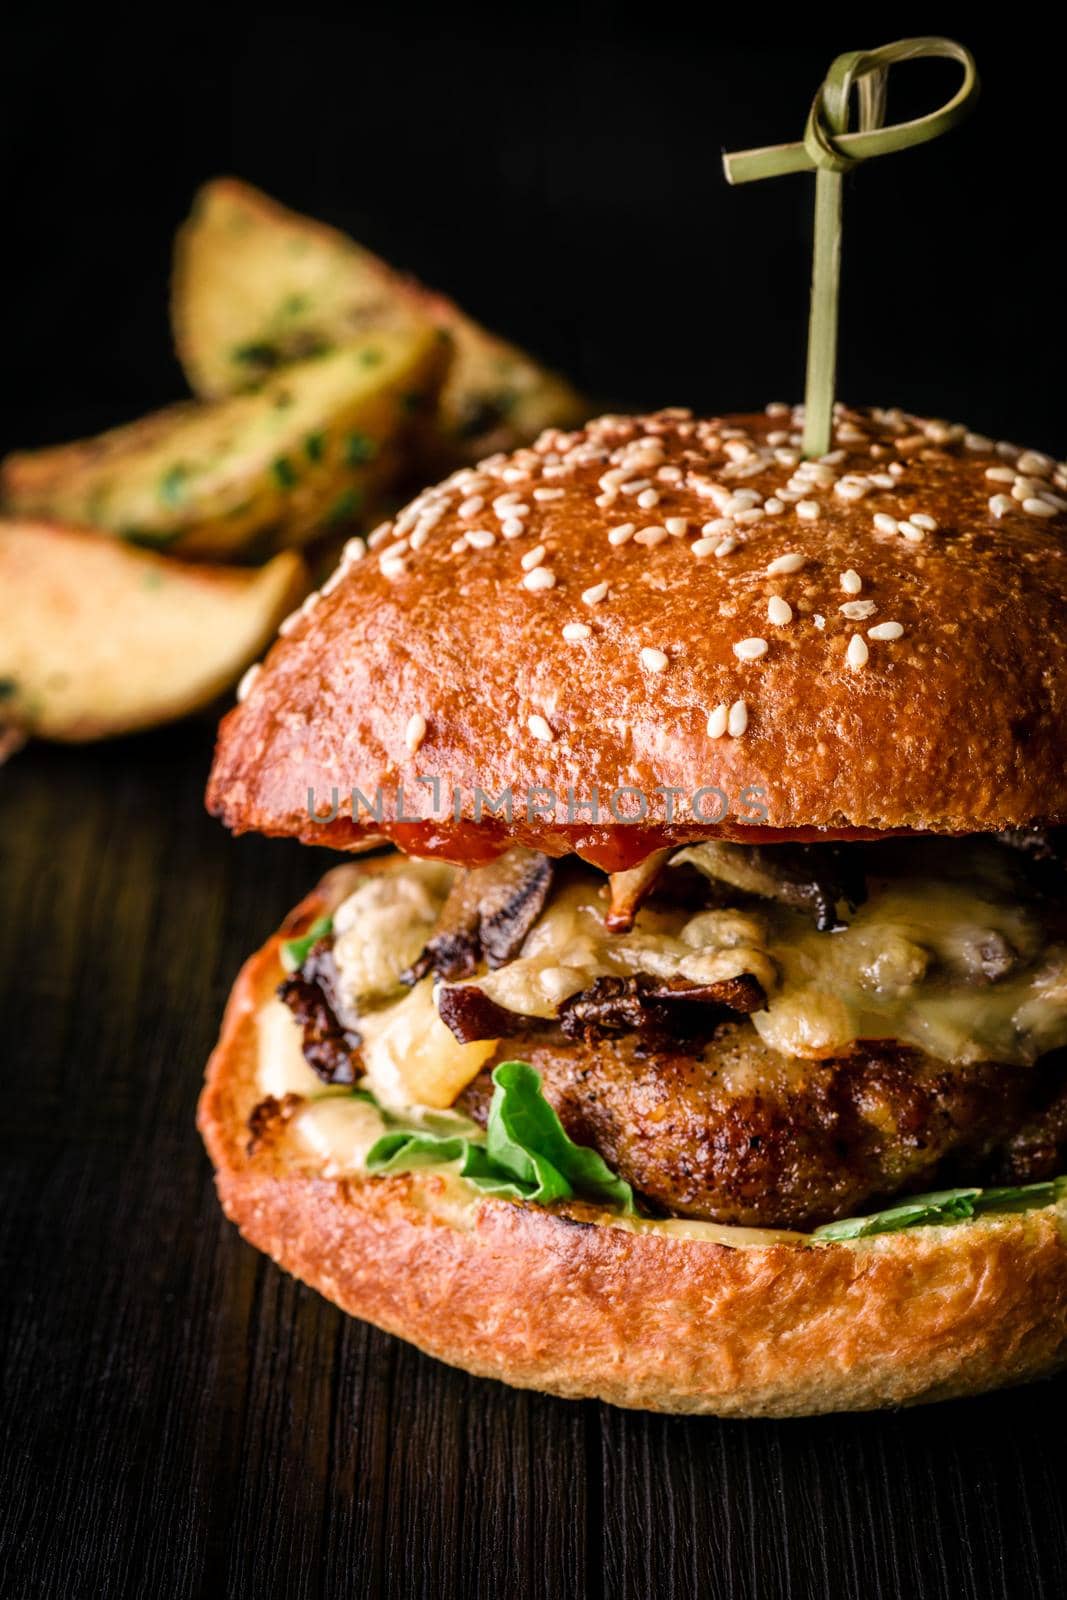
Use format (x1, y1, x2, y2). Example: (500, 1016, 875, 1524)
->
(206, 405, 1067, 869)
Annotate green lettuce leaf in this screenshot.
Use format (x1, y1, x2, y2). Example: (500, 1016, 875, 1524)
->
(366, 1060, 636, 1212)
(813, 1176, 1066, 1242)
(281, 914, 333, 972)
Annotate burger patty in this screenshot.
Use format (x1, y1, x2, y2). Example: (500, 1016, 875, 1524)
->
(457, 1026, 1067, 1230)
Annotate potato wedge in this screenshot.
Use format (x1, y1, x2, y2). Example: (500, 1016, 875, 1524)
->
(172, 177, 585, 464)
(0, 521, 307, 740)
(1, 327, 448, 559)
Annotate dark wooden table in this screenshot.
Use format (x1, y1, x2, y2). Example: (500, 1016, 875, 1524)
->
(3, 722, 1065, 1600)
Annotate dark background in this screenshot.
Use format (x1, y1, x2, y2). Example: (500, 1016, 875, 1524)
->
(3, 13, 1067, 1600)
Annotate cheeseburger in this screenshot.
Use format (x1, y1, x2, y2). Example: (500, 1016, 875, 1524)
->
(201, 404, 1067, 1415)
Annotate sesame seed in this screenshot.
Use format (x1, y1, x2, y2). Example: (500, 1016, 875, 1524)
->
(367, 522, 395, 550)
(727, 699, 749, 737)
(465, 529, 496, 549)
(733, 637, 769, 661)
(405, 713, 427, 753)
(634, 524, 668, 547)
(707, 703, 728, 738)
(342, 536, 367, 563)
(450, 537, 468, 554)
(636, 488, 660, 509)
(965, 432, 994, 451)
(527, 714, 553, 742)
(658, 466, 683, 483)
(1017, 450, 1054, 477)
(766, 402, 790, 417)
(888, 461, 906, 478)
(899, 521, 925, 543)
(665, 517, 688, 537)
(523, 565, 556, 591)
(846, 634, 869, 671)
(521, 543, 547, 571)
(534, 486, 565, 501)
(595, 493, 616, 509)
(236, 663, 261, 703)
(459, 495, 485, 517)
(834, 478, 870, 501)
(380, 556, 406, 580)
(813, 614, 826, 630)
(562, 622, 592, 641)
(691, 538, 716, 558)
(764, 497, 785, 514)
(796, 500, 820, 520)
(1023, 497, 1057, 518)
(767, 596, 793, 626)
(493, 493, 522, 513)
(766, 552, 805, 575)
(840, 569, 862, 595)
(620, 478, 652, 496)
(701, 518, 733, 537)
(640, 647, 669, 672)
(582, 581, 609, 604)
(985, 466, 1015, 483)
(501, 517, 525, 539)
(869, 621, 904, 641)
(909, 513, 938, 531)
(608, 522, 635, 546)
(873, 512, 899, 535)
(715, 536, 738, 557)
(840, 600, 877, 620)
(989, 494, 1014, 518)
(870, 473, 896, 489)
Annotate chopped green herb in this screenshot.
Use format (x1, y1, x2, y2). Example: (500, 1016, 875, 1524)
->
(281, 915, 333, 972)
(304, 431, 326, 463)
(325, 487, 362, 525)
(399, 390, 426, 413)
(123, 526, 184, 548)
(281, 292, 310, 316)
(813, 1177, 1066, 1242)
(358, 347, 383, 367)
(158, 464, 189, 509)
(368, 1061, 636, 1212)
(232, 341, 281, 369)
(271, 456, 298, 490)
(272, 390, 294, 410)
(343, 432, 377, 466)
(0, 677, 18, 700)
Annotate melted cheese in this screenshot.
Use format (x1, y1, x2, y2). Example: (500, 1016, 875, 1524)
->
(470, 881, 775, 1017)
(331, 860, 454, 1010)
(455, 841, 1067, 1067)
(357, 977, 498, 1110)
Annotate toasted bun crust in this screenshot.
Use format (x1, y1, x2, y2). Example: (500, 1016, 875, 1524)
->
(198, 870, 1067, 1415)
(206, 407, 1067, 861)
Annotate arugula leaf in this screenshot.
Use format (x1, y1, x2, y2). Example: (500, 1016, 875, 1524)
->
(280, 914, 333, 972)
(365, 1060, 635, 1212)
(813, 1177, 1066, 1242)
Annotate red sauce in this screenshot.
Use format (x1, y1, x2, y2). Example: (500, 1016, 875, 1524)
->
(297, 816, 927, 871)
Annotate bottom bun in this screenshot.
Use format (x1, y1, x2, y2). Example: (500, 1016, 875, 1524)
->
(198, 869, 1067, 1416)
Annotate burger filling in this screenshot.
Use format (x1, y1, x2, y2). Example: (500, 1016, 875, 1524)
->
(271, 833, 1067, 1230)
